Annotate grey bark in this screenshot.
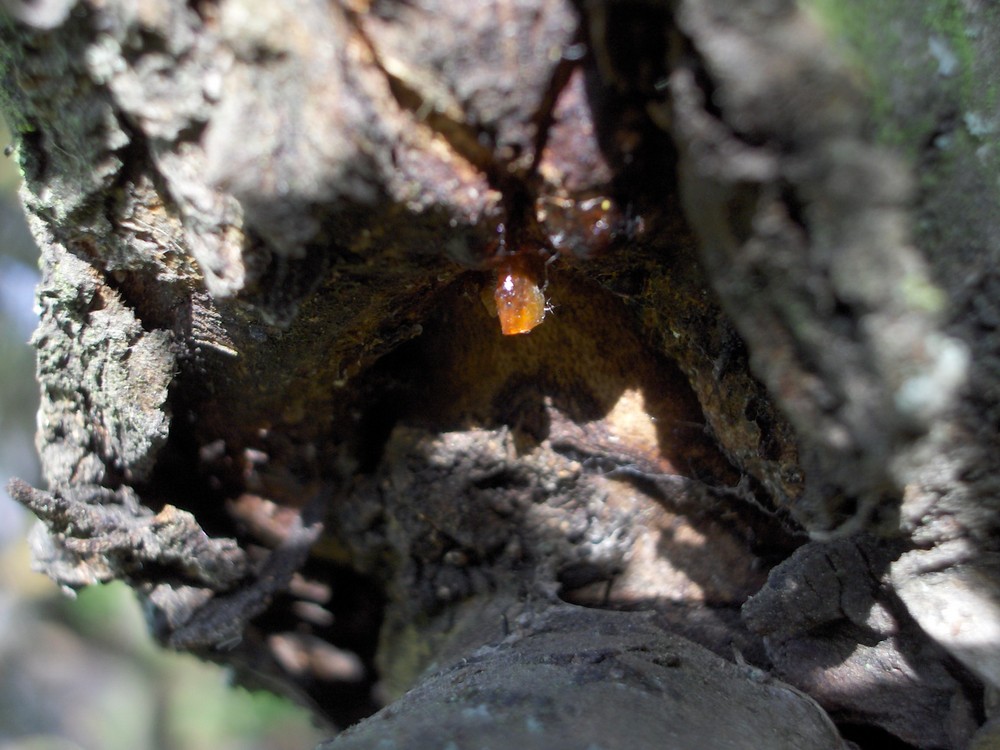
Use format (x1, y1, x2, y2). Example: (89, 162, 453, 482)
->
(1, 0, 998, 748)
(321, 603, 845, 750)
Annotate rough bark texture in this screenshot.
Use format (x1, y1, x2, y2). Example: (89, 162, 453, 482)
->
(321, 603, 845, 750)
(2, 0, 998, 748)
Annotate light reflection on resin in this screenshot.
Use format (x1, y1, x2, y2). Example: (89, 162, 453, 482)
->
(493, 258, 546, 335)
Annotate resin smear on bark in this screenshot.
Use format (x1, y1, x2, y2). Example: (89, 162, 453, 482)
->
(2, 0, 999, 748)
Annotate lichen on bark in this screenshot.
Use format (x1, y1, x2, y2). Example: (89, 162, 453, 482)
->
(32, 244, 174, 487)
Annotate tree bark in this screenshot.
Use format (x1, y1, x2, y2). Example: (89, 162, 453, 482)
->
(1, 0, 997, 748)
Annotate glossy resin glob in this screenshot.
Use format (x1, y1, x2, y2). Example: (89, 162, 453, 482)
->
(493, 255, 547, 335)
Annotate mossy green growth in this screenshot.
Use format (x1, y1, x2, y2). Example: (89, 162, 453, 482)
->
(377, 617, 437, 701)
(923, 0, 975, 97)
(0, 17, 35, 136)
(802, 0, 901, 130)
(803, 0, 1000, 252)
(900, 272, 947, 314)
(802, 0, 980, 155)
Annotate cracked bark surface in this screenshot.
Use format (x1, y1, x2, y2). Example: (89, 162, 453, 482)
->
(2, 0, 999, 747)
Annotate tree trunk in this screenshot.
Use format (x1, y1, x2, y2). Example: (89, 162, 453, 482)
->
(2, 0, 997, 747)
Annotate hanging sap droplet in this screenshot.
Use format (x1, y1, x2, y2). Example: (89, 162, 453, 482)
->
(493, 260, 546, 335)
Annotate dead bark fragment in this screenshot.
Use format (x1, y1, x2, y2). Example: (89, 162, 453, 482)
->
(744, 536, 980, 749)
(8, 478, 246, 590)
(167, 511, 322, 650)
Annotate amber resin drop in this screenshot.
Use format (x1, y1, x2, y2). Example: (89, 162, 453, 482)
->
(493, 259, 546, 335)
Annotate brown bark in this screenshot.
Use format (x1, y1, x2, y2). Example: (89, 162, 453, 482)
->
(2, 0, 997, 747)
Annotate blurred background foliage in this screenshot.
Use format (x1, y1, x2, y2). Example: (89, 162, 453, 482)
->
(0, 120, 325, 749)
